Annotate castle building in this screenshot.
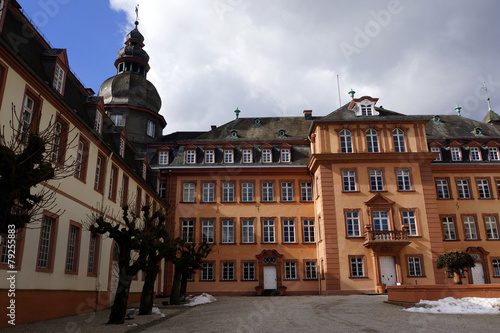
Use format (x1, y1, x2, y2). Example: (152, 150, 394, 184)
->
(1, 0, 500, 326)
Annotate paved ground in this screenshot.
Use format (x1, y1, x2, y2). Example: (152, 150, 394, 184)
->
(3, 295, 500, 333)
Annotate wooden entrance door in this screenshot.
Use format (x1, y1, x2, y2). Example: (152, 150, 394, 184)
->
(379, 256, 397, 286)
(264, 266, 277, 289)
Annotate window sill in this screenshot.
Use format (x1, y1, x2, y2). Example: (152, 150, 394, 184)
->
(219, 242, 236, 245)
(342, 190, 360, 193)
(240, 279, 258, 282)
(284, 279, 299, 281)
(464, 238, 482, 241)
(299, 200, 314, 203)
(199, 280, 216, 282)
(281, 242, 299, 245)
(279, 201, 297, 203)
(478, 198, 495, 200)
(239, 242, 257, 245)
(407, 275, 427, 278)
(221, 201, 236, 203)
(369, 190, 387, 193)
(437, 198, 453, 200)
(240, 201, 256, 203)
(348, 276, 368, 279)
(261, 242, 277, 244)
(180, 201, 197, 204)
(396, 190, 415, 192)
(443, 239, 461, 241)
(302, 278, 318, 281)
(260, 201, 277, 203)
(457, 197, 474, 200)
(64, 270, 79, 275)
(408, 235, 422, 238)
(301, 242, 316, 244)
(345, 236, 364, 239)
(220, 279, 237, 282)
(486, 238, 500, 241)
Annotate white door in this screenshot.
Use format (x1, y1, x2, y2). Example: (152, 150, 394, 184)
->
(471, 263, 485, 284)
(379, 256, 397, 286)
(263, 266, 277, 289)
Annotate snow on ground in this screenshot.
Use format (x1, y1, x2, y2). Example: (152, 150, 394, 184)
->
(152, 307, 165, 317)
(403, 297, 500, 314)
(184, 293, 217, 307)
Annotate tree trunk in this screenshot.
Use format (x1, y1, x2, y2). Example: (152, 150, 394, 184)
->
(170, 265, 182, 305)
(107, 275, 132, 324)
(180, 272, 188, 300)
(139, 266, 159, 315)
(453, 271, 462, 284)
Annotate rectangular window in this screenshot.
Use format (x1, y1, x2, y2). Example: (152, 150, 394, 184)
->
(350, 256, 365, 277)
(370, 170, 384, 191)
(343, 170, 357, 191)
(489, 147, 499, 161)
(183, 183, 195, 202)
(346, 211, 361, 237)
(477, 179, 491, 198)
(119, 137, 125, 158)
(222, 262, 235, 281)
(463, 216, 478, 240)
(484, 216, 499, 240)
(158, 182, 166, 199)
(94, 153, 106, 192)
(108, 165, 118, 201)
(242, 149, 252, 163)
(470, 147, 481, 161)
(281, 182, 293, 201)
(37, 215, 57, 271)
(242, 220, 254, 243)
(203, 183, 215, 202)
(408, 257, 423, 277)
(262, 182, 274, 201)
(50, 120, 68, 165)
(303, 220, 315, 243)
(263, 219, 275, 243)
(301, 182, 313, 201)
(120, 175, 129, 206)
(110, 114, 123, 126)
(241, 183, 254, 202)
(74, 138, 89, 181)
(204, 150, 214, 163)
(53, 63, 65, 94)
(284, 261, 297, 279)
(135, 187, 142, 215)
(393, 129, 406, 152)
(442, 216, 457, 240)
(242, 262, 255, 280)
(87, 234, 100, 276)
(186, 150, 196, 164)
(20, 95, 35, 141)
(262, 149, 272, 163)
(281, 149, 290, 162)
(397, 170, 411, 191)
(497, 179, 500, 197)
(146, 120, 155, 137)
(457, 179, 471, 199)
(159, 151, 169, 165)
(283, 219, 295, 243)
(224, 150, 234, 163)
(201, 262, 214, 281)
(493, 259, 500, 277)
(340, 130, 353, 153)
(431, 147, 441, 161)
(222, 220, 234, 243)
(451, 147, 461, 161)
(182, 220, 194, 243)
(94, 111, 102, 134)
(202, 220, 214, 243)
(305, 261, 317, 279)
(373, 211, 389, 231)
(65, 223, 81, 273)
(436, 179, 450, 199)
(222, 182, 235, 202)
(402, 211, 418, 236)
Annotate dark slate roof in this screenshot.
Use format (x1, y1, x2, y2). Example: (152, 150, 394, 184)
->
(316, 103, 430, 122)
(483, 110, 500, 123)
(159, 131, 206, 143)
(191, 116, 311, 142)
(425, 115, 500, 140)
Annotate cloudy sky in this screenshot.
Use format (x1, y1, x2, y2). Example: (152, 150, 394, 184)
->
(20, 0, 500, 134)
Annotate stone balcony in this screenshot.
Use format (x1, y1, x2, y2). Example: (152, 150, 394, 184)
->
(363, 225, 411, 251)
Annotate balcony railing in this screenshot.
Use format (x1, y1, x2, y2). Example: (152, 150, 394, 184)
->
(363, 225, 411, 249)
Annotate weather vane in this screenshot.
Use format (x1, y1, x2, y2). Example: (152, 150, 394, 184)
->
(483, 82, 493, 112)
(135, 4, 140, 26)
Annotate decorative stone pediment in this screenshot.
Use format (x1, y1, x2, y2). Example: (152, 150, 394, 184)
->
(364, 193, 395, 207)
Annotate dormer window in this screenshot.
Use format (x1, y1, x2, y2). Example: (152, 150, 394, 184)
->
(242, 149, 252, 163)
(119, 137, 125, 158)
(281, 148, 290, 162)
(470, 147, 481, 161)
(142, 162, 147, 180)
(433, 115, 441, 123)
(262, 149, 272, 163)
(230, 130, 238, 138)
(147, 120, 155, 137)
(360, 104, 372, 116)
(224, 149, 234, 163)
(94, 111, 102, 134)
(473, 127, 483, 136)
(451, 147, 461, 161)
(53, 63, 65, 94)
(254, 118, 262, 126)
(159, 151, 169, 165)
(278, 129, 286, 137)
(186, 149, 196, 164)
(430, 147, 441, 161)
(205, 149, 214, 163)
(111, 114, 124, 126)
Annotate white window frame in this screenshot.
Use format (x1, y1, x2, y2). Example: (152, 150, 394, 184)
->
(408, 257, 423, 277)
(283, 219, 295, 243)
(205, 150, 214, 164)
(477, 179, 491, 198)
(350, 257, 365, 277)
(463, 216, 477, 240)
(436, 179, 450, 199)
(222, 220, 234, 243)
(442, 216, 456, 240)
(402, 211, 418, 236)
(343, 170, 357, 192)
(280, 149, 290, 163)
(397, 169, 411, 191)
(186, 150, 196, 164)
(457, 179, 470, 199)
(485, 216, 499, 240)
(340, 129, 353, 153)
(346, 211, 360, 237)
(159, 151, 169, 165)
(372, 211, 389, 231)
(224, 150, 234, 163)
(489, 147, 499, 161)
(301, 182, 313, 201)
(366, 129, 379, 153)
(222, 262, 235, 281)
(284, 261, 297, 280)
(470, 147, 481, 161)
(370, 170, 384, 191)
(119, 138, 125, 158)
(242, 149, 252, 163)
(183, 183, 195, 202)
(94, 111, 102, 134)
(110, 114, 123, 126)
(262, 182, 274, 201)
(53, 63, 65, 94)
(281, 182, 293, 201)
(222, 182, 235, 202)
(147, 120, 155, 137)
(242, 262, 255, 280)
(263, 219, 275, 243)
(202, 220, 214, 243)
(305, 261, 317, 279)
(241, 182, 254, 202)
(202, 183, 215, 202)
(431, 147, 442, 161)
(201, 262, 214, 281)
(182, 220, 194, 243)
(393, 129, 406, 152)
(242, 220, 254, 243)
(451, 147, 461, 161)
(303, 220, 315, 243)
(262, 149, 272, 163)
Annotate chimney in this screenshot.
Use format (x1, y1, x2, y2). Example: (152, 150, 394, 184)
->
(303, 110, 313, 120)
(211, 125, 217, 130)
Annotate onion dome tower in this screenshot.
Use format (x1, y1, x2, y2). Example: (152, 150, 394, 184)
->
(98, 20, 166, 148)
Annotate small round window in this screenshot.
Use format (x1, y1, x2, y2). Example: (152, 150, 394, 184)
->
(278, 130, 286, 137)
(230, 130, 238, 137)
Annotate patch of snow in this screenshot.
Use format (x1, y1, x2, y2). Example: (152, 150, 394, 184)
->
(127, 323, 138, 327)
(184, 293, 217, 307)
(404, 297, 500, 314)
(151, 307, 165, 317)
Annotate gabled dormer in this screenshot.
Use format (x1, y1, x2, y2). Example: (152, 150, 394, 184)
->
(348, 96, 380, 117)
(41, 48, 69, 96)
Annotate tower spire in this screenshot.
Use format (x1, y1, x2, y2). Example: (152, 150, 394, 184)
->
(135, 4, 140, 26)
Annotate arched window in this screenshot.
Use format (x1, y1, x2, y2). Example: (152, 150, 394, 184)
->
(366, 129, 379, 153)
(393, 129, 406, 152)
(340, 129, 353, 153)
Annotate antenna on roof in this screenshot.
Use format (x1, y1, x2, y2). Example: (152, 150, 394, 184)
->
(135, 4, 140, 26)
(483, 82, 493, 111)
(337, 75, 342, 107)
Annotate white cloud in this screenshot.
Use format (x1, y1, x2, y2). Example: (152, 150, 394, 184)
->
(108, 0, 500, 133)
